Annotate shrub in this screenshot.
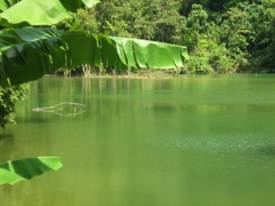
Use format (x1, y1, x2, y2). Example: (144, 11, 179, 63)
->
(0, 85, 28, 129)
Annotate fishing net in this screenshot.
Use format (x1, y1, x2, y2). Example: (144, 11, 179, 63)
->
(32, 102, 86, 117)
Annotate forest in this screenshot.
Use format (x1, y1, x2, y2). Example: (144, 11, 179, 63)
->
(64, 0, 275, 74)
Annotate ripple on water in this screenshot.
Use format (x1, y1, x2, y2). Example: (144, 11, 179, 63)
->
(149, 134, 275, 156)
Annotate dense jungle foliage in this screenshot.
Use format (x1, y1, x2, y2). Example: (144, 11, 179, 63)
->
(65, 0, 275, 74)
(0, 85, 27, 129)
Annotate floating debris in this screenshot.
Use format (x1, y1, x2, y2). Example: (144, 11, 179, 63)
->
(33, 102, 86, 117)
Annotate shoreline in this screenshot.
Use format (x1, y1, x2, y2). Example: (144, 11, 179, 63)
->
(45, 71, 273, 80)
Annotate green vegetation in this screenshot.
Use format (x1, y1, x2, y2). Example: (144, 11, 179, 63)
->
(0, 85, 27, 129)
(68, 0, 275, 73)
(0, 27, 188, 86)
(0, 157, 63, 185)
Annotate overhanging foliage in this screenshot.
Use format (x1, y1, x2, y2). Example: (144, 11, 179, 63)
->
(0, 0, 100, 26)
(0, 27, 65, 86)
(0, 27, 188, 86)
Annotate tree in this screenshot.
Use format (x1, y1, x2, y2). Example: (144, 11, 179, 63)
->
(95, 0, 185, 44)
(178, 0, 275, 73)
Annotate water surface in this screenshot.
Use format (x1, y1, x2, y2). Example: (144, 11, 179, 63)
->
(1, 75, 275, 206)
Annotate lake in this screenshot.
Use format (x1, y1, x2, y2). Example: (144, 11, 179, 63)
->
(1, 75, 275, 206)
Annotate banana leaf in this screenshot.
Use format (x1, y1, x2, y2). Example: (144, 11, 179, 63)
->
(108, 36, 189, 70)
(0, 156, 63, 185)
(0, 0, 100, 26)
(0, 0, 8, 11)
(0, 0, 20, 11)
(0, 0, 70, 27)
(0, 27, 66, 86)
(0, 27, 188, 86)
(63, 33, 188, 70)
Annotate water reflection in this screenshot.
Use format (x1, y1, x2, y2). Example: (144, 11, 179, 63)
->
(257, 145, 275, 156)
(0, 132, 14, 141)
(1, 76, 275, 206)
(16, 117, 51, 124)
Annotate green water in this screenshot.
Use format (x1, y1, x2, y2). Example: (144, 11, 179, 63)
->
(1, 75, 275, 206)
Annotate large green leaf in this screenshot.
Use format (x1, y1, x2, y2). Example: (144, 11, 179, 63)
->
(62, 32, 188, 71)
(0, 0, 100, 26)
(0, 27, 66, 86)
(62, 32, 101, 68)
(0, 27, 188, 86)
(0, 156, 63, 185)
(0, 0, 71, 27)
(108, 36, 189, 70)
(0, 0, 8, 12)
(0, 0, 20, 11)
